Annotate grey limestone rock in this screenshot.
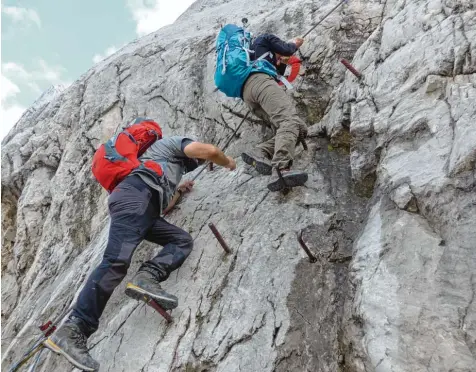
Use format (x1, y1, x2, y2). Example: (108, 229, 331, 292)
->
(1, 0, 475, 371)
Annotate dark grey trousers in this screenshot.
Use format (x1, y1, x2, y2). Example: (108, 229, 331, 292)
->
(71, 175, 193, 334)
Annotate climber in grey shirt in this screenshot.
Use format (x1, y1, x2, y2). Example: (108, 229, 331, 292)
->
(47, 133, 236, 372)
(132, 136, 201, 213)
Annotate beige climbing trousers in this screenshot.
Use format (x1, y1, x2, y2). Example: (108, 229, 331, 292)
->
(242, 73, 304, 170)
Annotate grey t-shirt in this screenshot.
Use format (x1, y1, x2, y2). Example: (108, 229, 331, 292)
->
(132, 136, 195, 210)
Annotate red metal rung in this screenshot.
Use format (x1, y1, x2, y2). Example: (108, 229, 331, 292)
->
(148, 300, 173, 323)
(340, 59, 362, 79)
(208, 223, 232, 254)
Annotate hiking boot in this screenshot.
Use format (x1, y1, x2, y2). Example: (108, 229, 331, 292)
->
(44, 322, 99, 371)
(267, 168, 308, 192)
(125, 270, 178, 310)
(241, 150, 272, 175)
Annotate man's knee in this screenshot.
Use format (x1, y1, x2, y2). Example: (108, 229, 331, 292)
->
(101, 248, 134, 278)
(276, 121, 300, 137)
(178, 231, 194, 255)
(268, 104, 300, 129)
(93, 257, 130, 294)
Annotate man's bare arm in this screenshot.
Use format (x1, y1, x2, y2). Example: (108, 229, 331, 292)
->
(162, 143, 236, 215)
(183, 142, 236, 170)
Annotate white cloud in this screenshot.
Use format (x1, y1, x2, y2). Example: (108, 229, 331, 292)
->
(1, 103, 26, 139)
(1, 60, 70, 139)
(1, 74, 26, 139)
(127, 0, 196, 36)
(2, 62, 31, 79)
(3, 60, 68, 87)
(27, 81, 43, 95)
(2, 6, 41, 28)
(93, 46, 120, 64)
(1, 74, 21, 102)
(3, 63, 42, 93)
(37, 59, 67, 83)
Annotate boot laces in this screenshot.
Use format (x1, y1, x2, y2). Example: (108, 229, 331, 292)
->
(141, 270, 162, 287)
(150, 274, 162, 287)
(70, 327, 88, 349)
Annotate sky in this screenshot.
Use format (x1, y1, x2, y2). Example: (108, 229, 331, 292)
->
(1, 0, 196, 140)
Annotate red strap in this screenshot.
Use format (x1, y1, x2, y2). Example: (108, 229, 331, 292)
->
(286, 56, 301, 83)
(39, 321, 57, 336)
(278, 56, 301, 85)
(39, 320, 52, 332)
(44, 326, 57, 337)
(143, 160, 164, 176)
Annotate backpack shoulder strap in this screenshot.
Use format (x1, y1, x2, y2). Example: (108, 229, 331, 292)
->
(257, 51, 272, 61)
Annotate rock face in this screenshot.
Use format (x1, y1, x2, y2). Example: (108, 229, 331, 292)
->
(1, 0, 475, 371)
(29, 85, 67, 113)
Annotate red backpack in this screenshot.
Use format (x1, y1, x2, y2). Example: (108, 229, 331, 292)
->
(92, 118, 164, 193)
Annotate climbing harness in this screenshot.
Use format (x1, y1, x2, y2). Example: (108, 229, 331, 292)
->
(8, 305, 73, 372)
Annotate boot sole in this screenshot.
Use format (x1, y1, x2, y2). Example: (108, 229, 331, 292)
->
(267, 173, 308, 192)
(44, 338, 97, 371)
(125, 283, 178, 310)
(241, 152, 272, 175)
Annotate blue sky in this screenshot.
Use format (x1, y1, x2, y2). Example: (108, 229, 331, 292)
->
(1, 0, 196, 139)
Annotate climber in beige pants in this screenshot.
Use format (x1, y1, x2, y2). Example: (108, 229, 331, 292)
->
(239, 33, 308, 192)
(241, 72, 308, 191)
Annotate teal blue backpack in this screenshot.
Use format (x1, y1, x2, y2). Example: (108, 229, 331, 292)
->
(214, 24, 278, 98)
